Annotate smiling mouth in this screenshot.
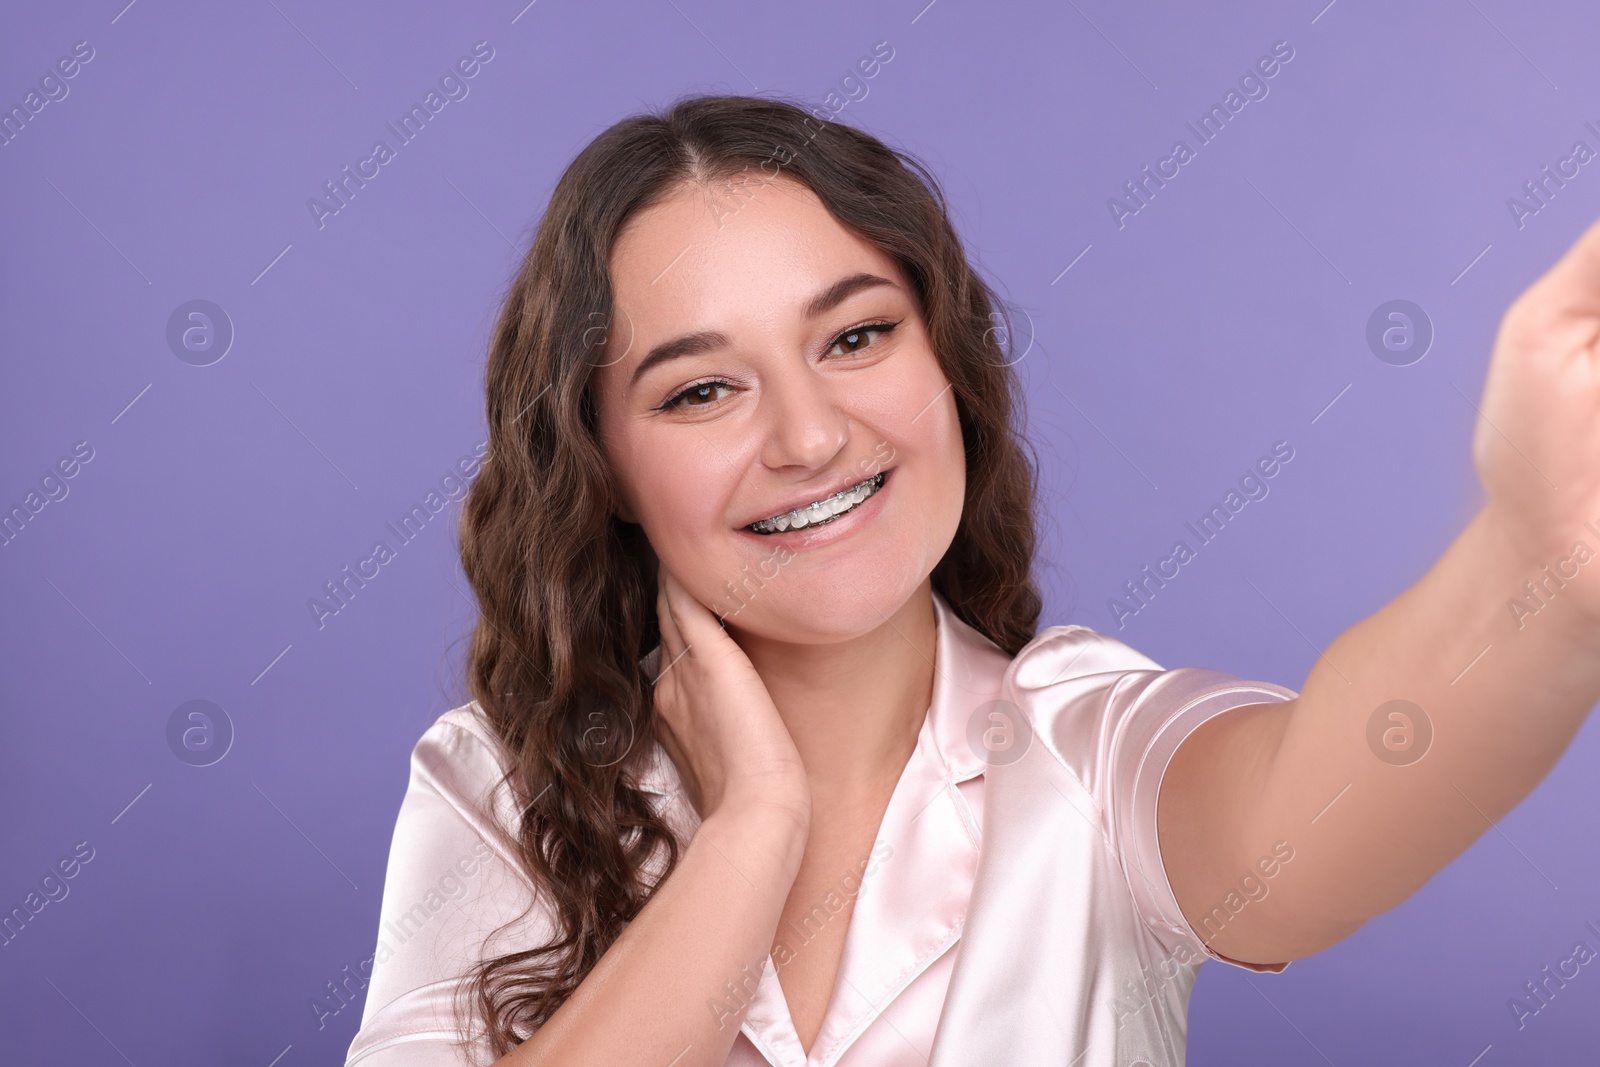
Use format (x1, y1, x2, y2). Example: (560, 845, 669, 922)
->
(745, 471, 888, 534)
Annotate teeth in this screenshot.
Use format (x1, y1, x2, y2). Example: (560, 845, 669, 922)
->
(748, 472, 886, 534)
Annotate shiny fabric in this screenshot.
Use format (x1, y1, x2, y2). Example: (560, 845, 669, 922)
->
(345, 591, 1297, 1066)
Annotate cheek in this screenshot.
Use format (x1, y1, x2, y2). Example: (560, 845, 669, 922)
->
(628, 438, 742, 559)
(641, 474, 717, 533)
(857, 344, 954, 433)
(883, 363, 963, 486)
(861, 369, 965, 557)
(928, 403, 967, 530)
(929, 384, 966, 473)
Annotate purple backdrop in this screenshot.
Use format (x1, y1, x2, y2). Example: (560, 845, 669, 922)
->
(4, 0, 1598, 1063)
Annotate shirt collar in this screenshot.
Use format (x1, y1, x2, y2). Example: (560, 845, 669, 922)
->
(921, 587, 1012, 785)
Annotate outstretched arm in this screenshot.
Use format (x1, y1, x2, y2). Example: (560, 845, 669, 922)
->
(1159, 215, 1600, 965)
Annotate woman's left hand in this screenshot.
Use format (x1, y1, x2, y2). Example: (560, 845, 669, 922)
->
(1474, 213, 1600, 624)
(1164, 215, 1600, 969)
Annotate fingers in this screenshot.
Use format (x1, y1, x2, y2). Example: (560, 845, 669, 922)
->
(1514, 213, 1600, 324)
(655, 572, 684, 682)
(659, 569, 716, 649)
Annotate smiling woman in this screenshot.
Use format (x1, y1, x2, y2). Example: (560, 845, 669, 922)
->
(342, 90, 1278, 1067)
(345, 91, 1600, 1067)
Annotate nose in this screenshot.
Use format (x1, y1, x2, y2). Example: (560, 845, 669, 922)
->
(757, 362, 849, 473)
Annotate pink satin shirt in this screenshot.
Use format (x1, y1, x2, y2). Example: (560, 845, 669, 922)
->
(345, 590, 1298, 1066)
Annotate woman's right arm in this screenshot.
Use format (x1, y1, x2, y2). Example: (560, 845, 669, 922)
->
(499, 569, 813, 1065)
(496, 799, 807, 1066)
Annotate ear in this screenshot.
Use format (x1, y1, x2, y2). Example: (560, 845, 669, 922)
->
(614, 494, 638, 525)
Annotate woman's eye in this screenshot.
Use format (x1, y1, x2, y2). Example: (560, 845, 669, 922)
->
(658, 322, 900, 412)
(663, 380, 732, 411)
(827, 321, 898, 357)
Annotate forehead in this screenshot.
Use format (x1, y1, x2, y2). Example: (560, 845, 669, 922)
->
(605, 174, 899, 342)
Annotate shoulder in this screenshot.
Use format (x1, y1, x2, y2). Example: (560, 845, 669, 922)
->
(416, 698, 505, 761)
(998, 623, 1296, 807)
(400, 701, 684, 863)
(993, 624, 1299, 974)
(400, 700, 525, 859)
(998, 623, 1166, 761)
(346, 702, 549, 1063)
(1003, 623, 1165, 691)
(1002, 621, 1296, 736)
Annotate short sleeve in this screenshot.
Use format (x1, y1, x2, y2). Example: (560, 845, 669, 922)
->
(344, 705, 558, 1067)
(1003, 625, 1300, 975)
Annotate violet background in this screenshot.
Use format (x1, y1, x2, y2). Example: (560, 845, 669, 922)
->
(4, 0, 1599, 1063)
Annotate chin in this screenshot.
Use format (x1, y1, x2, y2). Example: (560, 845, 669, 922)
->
(716, 563, 928, 644)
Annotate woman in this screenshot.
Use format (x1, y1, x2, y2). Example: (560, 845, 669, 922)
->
(344, 94, 1600, 1066)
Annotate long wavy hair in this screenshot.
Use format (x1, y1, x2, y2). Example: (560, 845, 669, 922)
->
(454, 91, 1045, 1054)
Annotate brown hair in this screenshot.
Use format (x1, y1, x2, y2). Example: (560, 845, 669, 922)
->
(454, 91, 1044, 1054)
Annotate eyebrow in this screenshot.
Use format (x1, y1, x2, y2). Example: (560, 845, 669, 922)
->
(627, 271, 900, 392)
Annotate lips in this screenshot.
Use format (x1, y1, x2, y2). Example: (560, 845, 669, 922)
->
(746, 471, 887, 534)
(738, 467, 894, 530)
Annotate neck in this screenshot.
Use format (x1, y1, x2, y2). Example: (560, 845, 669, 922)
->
(729, 581, 938, 806)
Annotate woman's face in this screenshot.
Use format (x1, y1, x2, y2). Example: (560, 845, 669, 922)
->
(593, 173, 966, 645)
